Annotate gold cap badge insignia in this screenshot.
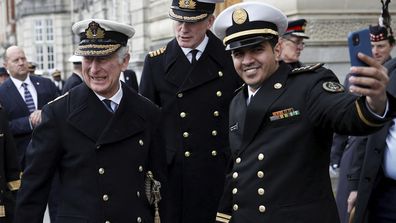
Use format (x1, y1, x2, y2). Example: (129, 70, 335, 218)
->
(179, 0, 196, 9)
(232, 8, 248, 25)
(85, 21, 105, 39)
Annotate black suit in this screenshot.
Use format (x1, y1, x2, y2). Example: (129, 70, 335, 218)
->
(348, 60, 396, 223)
(140, 31, 242, 223)
(14, 83, 167, 223)
(123, 69, 138, 91)
(217, 62, 393, 223)
(0, 107, 20, 223)
(0, 75, 58, 168)
(62, 73, 83, 94)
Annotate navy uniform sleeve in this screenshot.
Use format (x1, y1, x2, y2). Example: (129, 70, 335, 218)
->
(14, 104, 61, 223)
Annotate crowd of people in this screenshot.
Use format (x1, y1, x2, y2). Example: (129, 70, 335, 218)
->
(0, 0, 395, 223)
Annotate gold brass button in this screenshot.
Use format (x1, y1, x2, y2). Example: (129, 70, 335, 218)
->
(137, 191, 140, 197)
(180, 112, 187, 118)
(137, 217, 142, 223)
(218, 71, 223, 77)
(184, 151, 191, 157)
(105, 221, 110, 223)
(212, 130, 218, 136)
(216, 91, 222, 97)
(232, 188, 238, 194)
(177, 93, 183, 98)
(259, 205, 266, 213)
(232, 172, 238, 179)
(258, 153, 264, 161)
(98, 168, 105, 175)
(233, 204, 239, 211)
(258, 188, 265, 195)
(139, 166, 144, 172)
(211, 150, 217, 156)
(257, 171, 264, 178)
(183, 132, 189, 138)
(103, 194, 109, 201)
(236, 157, 241, 164)
(139, 139, 144, 146)
(96, 145, 101, 149)
(274, 83, 282, 89)
(213, 111, 220, 117)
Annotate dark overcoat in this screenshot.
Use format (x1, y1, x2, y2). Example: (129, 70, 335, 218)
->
(139, 31, 242, 223)
(216, 62, 393, 223)
(14, 83, 167, 223)
(0, 107, 20, 223)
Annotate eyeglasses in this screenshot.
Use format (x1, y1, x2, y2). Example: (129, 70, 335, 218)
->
(285, 38, 305, 47)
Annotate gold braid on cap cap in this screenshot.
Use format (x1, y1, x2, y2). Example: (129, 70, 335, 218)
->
(223, 29, 279, 45)
(169, 10, 208, 21)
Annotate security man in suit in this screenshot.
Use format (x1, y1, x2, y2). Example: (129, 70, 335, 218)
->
(14, 19, 167, 223)
(139, 0, 242, 222)
(0, 46, 59, 169)
(279, 19, 310, 69)
(0, 106, 20, 223)
(213, 2, 395, 223)
(62, 55, 83, 94)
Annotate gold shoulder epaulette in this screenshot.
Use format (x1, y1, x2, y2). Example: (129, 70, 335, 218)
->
(48, 92, 69, 105)
(291, 63, 324, 74)
(149, 46, 167, 58)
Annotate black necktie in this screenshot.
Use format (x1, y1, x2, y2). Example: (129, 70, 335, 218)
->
(103, 99, 114, 113)
(190, 49, 199, 65)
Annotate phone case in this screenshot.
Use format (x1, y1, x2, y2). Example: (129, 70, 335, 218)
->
(348, 28, 372, 67)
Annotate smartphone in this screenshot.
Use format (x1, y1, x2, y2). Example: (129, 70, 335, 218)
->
(348, 28, 372, 67)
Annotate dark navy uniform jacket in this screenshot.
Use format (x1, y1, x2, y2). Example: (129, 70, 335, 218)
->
(216, 62, 395, 223)
(0, 107, 20, 223)
(140, 31, 242, 223)
(14, 83, 167, 223)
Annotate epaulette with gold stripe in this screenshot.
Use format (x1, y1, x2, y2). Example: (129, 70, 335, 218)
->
(291, 63, 324, 74)
(48, 92, 69, 105)
(149, 46, 167, 58)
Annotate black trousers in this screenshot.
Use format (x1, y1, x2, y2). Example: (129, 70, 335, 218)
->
(368, 177, 396, 223)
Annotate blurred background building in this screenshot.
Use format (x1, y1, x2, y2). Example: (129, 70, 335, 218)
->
(0, 0, 395, 83)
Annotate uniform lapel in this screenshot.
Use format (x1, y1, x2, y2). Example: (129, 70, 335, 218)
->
(240, 63, 291, 153)
(5, 80, 29, 113)
(30, 76, 45, 108)
(67, 84, 112, 142)
(164, 39, 190, 87)
(97, 84, 145, 145)
(229, 88, 248, 154)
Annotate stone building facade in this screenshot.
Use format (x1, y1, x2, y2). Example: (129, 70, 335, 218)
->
(0, 0, 395, 82)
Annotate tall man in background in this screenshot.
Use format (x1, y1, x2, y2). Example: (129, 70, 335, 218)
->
(139, 0, 242, 222)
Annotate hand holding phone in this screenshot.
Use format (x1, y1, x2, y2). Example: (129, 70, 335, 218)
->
(348, 28, 372, 67)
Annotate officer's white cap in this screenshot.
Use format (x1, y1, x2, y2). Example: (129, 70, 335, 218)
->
(213, 2, 287, 50)
(72, 19, 135, 56)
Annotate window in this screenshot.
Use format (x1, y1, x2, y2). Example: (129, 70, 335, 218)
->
(33, 18, 55, 72)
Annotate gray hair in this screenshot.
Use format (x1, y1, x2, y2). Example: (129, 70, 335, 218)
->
(116, 46, 129, 64)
